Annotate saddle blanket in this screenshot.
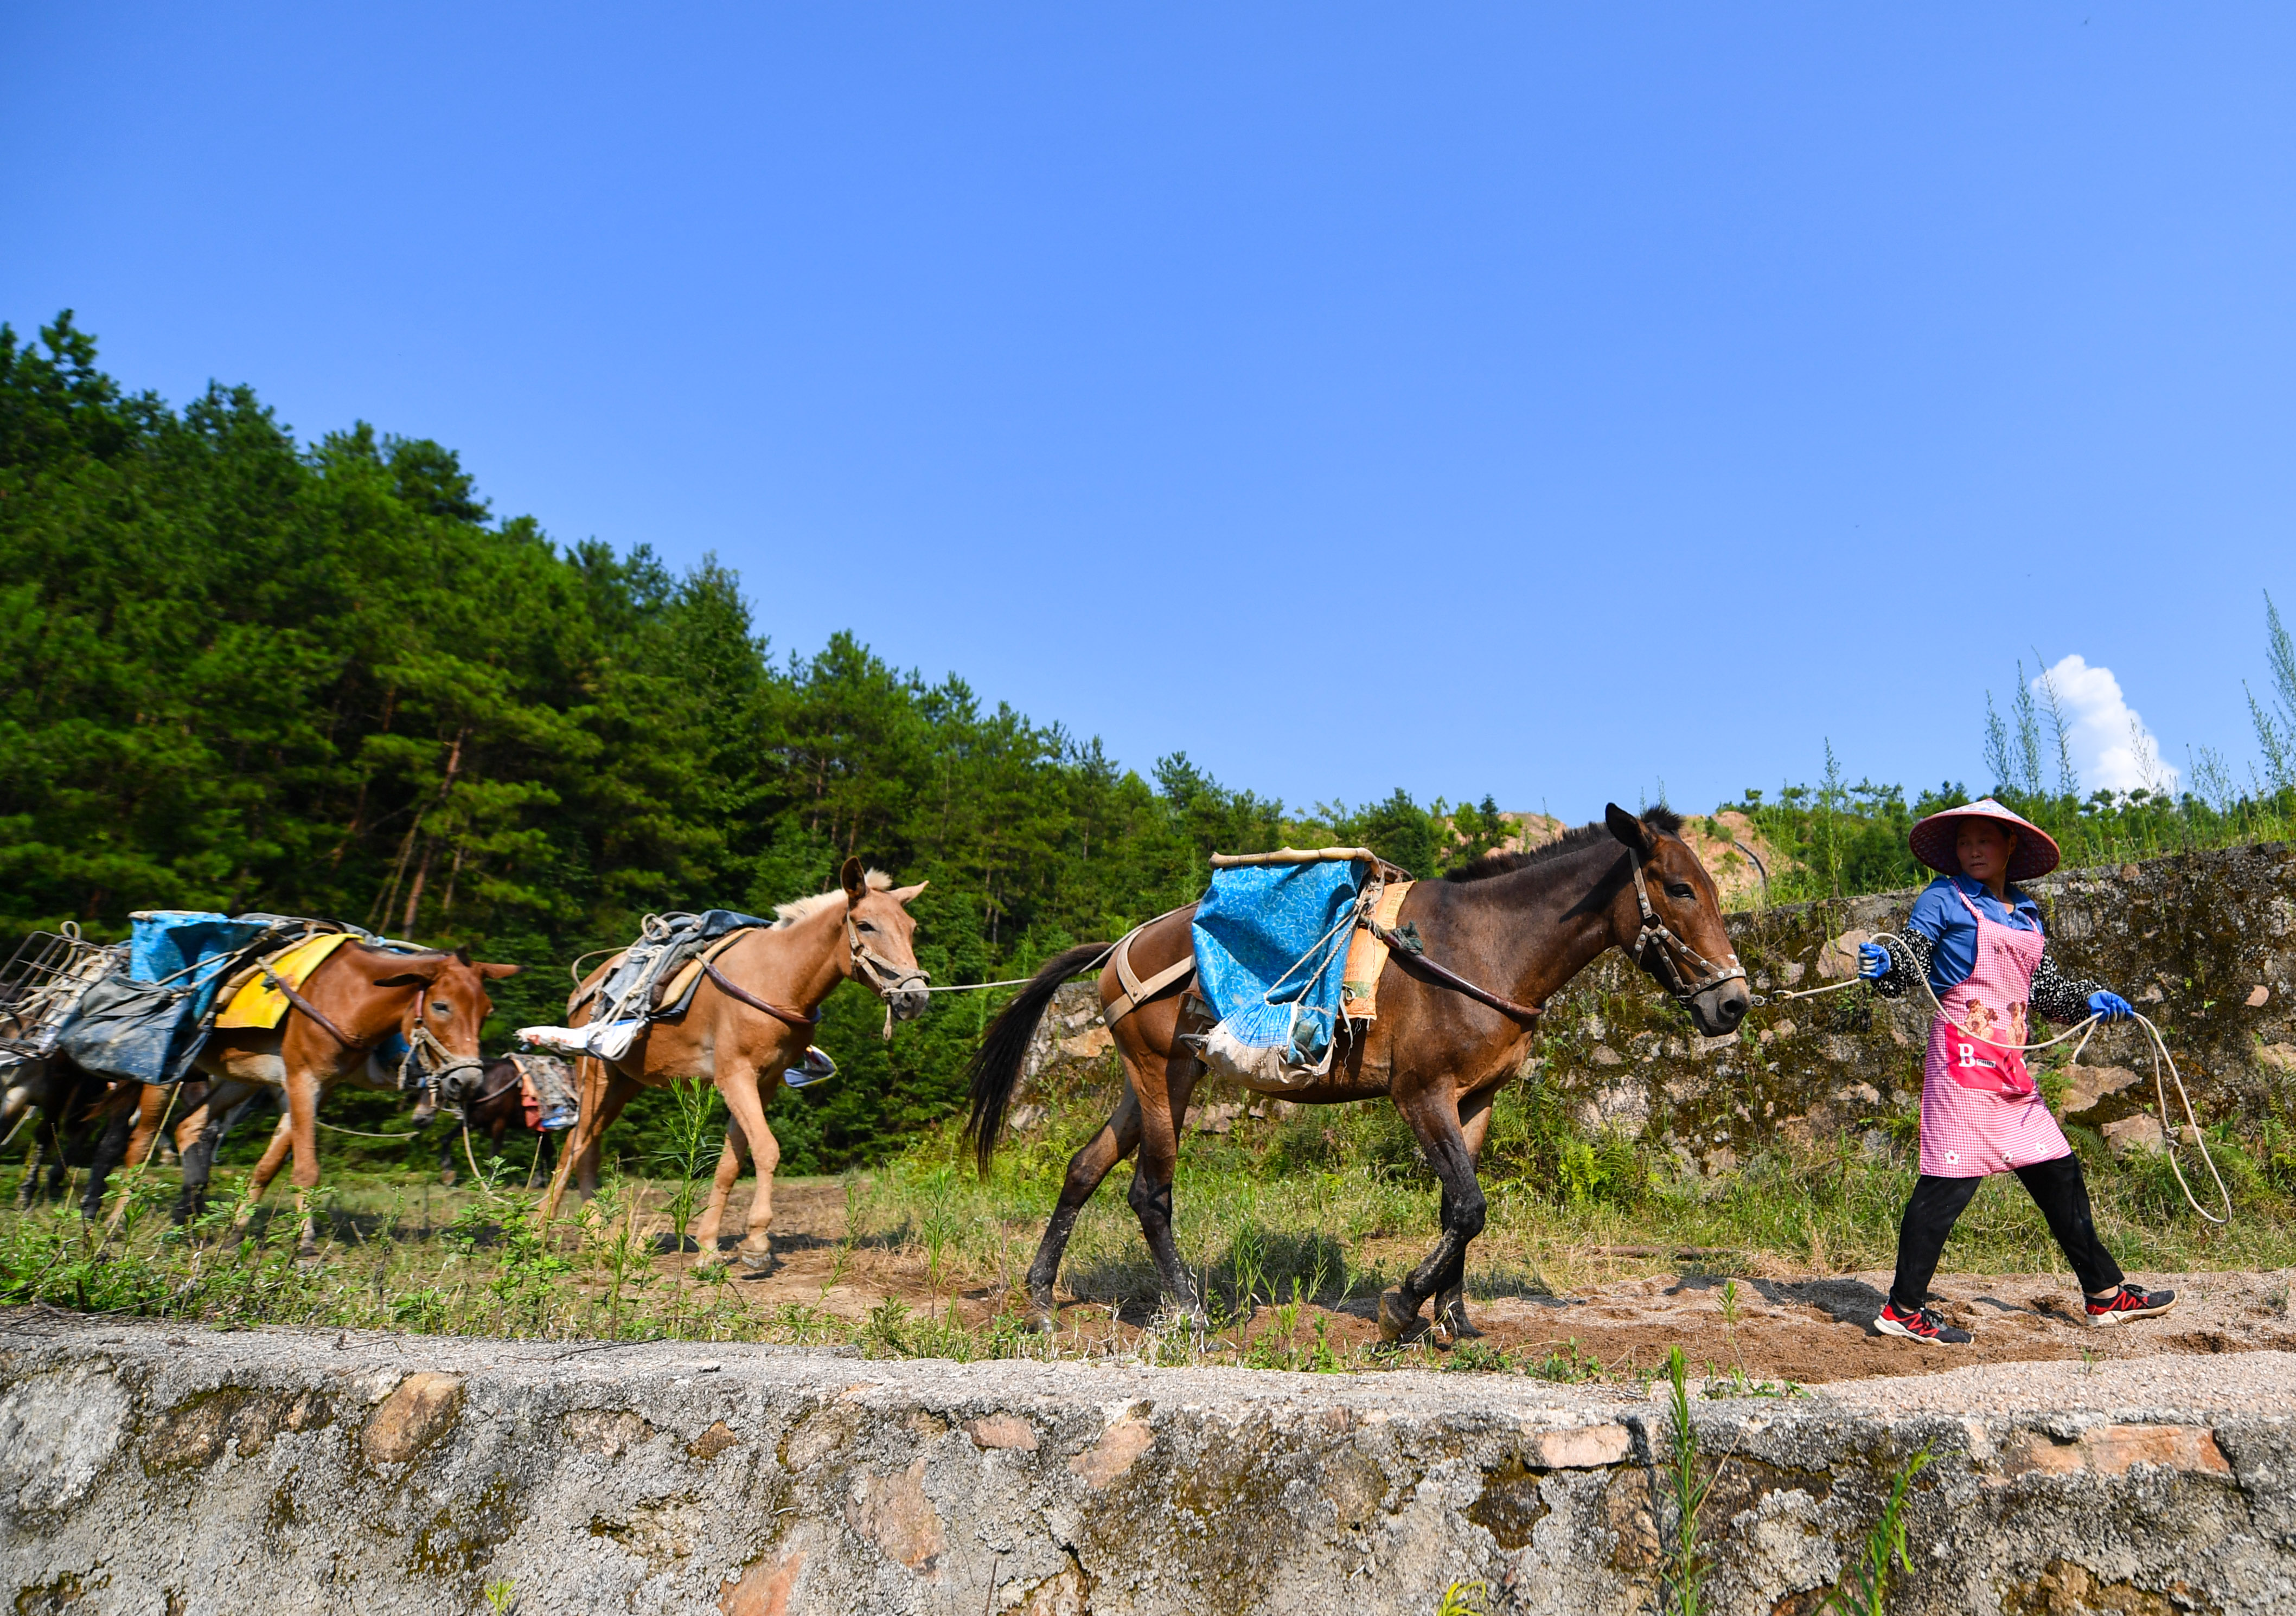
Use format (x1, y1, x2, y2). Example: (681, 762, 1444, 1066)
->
(1192, 858, 1366, 1087)
(213, 931, 358, 1030)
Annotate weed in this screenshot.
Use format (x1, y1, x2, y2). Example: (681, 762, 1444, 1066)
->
(1660, 1344, 1721, 1616)
(1819, 1445, 1932, 1616)
(1432, 1579, 1489, 1616)
(483, 1577, 517, 1614)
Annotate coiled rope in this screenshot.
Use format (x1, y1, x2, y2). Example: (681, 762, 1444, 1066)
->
(1763, 933, 2233, 1224)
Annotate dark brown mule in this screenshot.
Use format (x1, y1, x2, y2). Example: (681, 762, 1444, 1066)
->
(965, 805, 1749, 1342)
(178, 942, 519, 1251)
(540, 859, 929, 1268)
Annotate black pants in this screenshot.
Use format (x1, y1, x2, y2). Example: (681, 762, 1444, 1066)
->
(1888, 1153, 2123, 1314)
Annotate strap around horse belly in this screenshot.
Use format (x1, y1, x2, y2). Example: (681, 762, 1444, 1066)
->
(698, 957, 820, 1028)
(1106, 927, 1197, 1027)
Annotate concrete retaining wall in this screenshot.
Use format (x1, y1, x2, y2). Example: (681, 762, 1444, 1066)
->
(5, 1311, 2294, 1614)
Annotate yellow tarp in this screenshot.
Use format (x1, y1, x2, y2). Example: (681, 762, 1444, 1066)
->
(1340, 880, 1414, 1022)
(214, 932, 356, 1030)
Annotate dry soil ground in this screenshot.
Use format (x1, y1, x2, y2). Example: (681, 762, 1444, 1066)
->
(674, 1179, 2296, 1384)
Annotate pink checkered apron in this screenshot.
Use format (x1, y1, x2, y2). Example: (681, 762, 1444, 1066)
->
(1918, 884, 2073, 1177)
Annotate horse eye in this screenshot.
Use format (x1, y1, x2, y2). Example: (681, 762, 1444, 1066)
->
(858, 920, 876, 932)
(430, 1001, 452, 1016)
(1665, 882, 1695, 900)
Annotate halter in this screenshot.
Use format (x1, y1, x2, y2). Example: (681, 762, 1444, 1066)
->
(395, 1012, 483, 1094)
(1628, 860, 1748, 1004)
(847, 914, 930, 1036)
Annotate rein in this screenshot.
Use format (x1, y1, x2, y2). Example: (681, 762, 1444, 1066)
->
(1367, 918, 1544, 1024)
(699, 957, 821, 1028)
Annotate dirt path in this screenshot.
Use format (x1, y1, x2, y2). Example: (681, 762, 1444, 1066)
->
(663, 1181, 2296, 1382)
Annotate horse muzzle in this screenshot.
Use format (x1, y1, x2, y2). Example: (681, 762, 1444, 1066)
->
(887, 986, 930, 1024)
(1688, 979, 1751, 1038)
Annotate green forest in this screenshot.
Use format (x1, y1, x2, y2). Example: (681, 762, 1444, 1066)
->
(8, 312, 2295, 1170)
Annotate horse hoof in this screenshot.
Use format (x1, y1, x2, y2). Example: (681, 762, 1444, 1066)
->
(1377, 1288, 1425, 1345)
(737, 1244, 777, 1274)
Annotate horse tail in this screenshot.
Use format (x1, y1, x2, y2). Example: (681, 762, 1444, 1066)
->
(964, 941, 1113, 1175)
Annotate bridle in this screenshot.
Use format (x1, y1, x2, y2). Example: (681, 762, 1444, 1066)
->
(1628, 859, 1748, 1005)
(846, 914, 930, 1001)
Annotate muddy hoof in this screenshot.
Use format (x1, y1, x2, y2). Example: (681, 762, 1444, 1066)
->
(737, 1243, 777, 1274)
(1377, 1287, 1425, 1344)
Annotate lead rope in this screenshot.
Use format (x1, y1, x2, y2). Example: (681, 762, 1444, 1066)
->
(1765, 934, 2232, 1224)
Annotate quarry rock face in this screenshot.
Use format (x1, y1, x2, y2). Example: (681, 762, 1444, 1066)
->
(7, 1312, 2296, 1614)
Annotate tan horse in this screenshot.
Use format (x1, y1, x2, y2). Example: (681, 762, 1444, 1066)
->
(966, 806, 1751, 1343)
(177, 942, 519, 1251)
(540, 858, 929, 1268)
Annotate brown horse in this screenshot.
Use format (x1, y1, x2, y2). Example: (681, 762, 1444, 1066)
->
(965, 805, 1749, 1342)
(541, 859, 929, 1268)
(178, 942, 519, 1250)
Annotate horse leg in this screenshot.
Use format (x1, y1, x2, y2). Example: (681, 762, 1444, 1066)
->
(693, 1123, 750, 1256)
(178, 1080, 258, 1226)
(713, 1067, 781, 1271)
(542, 1059, 625, 1223)
(1121, 1044, 1206, 1328)
(80, 1096, 139, 1221)
(1432, 1087, 1502, 1342)
(1379, 1084, 1488, 1345)
(238, 1110, 296, 1220)
(278, 1066, 325, 1256)
(1018, 1087, 1142, 1329)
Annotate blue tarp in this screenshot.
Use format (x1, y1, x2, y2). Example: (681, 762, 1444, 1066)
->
(1191, 861, 1364, 1068)
(130, 910, 273, 1021)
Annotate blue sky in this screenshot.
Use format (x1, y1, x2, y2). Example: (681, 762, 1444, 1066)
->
(7, 4, 2294, 821)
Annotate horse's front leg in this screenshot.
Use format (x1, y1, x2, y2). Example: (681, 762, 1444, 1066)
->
(713, 1064, 781, 1272)
(692, 1121, 749, 1257)
(178, 1080, 257, 1226)
(278, 1066, 326, 1256)
(1431, 1083, 1504, 1342)
(1380, 1080, 1488, 1345)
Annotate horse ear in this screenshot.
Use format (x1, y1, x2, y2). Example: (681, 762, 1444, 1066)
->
(890, 881, 928, 905)
(478, 961, 522, 979)
(454, 945, 473, 965)
(840, 857, 867, 903)
(1605, 803, 1655, 858)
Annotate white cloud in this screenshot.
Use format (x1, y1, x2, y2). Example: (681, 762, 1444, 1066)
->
(2034, 654, 2178, 796)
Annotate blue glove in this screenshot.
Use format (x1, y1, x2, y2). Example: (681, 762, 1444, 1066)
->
(1857, 942, 1891, 980)
(2088, 991, 2134, 1023)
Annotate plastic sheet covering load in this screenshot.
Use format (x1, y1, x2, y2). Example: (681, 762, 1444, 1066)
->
(519, 908, 775, 1062)
(214, 932, 357, 1030)
(60, 911, 275, 1085)
(1192, 860, 1366, 1090)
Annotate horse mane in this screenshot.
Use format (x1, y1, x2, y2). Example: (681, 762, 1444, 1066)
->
(773, 869, 891, 926)
(1442, 806, 1684, 884)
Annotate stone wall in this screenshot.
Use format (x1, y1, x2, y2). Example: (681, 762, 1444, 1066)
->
(1532, 842, 2296, 1175)
(6, 1312, 2295, 1614)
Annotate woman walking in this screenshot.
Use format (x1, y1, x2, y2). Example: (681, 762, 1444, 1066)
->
(1858, 798, 2175, 1344)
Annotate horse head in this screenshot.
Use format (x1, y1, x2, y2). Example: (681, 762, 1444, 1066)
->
(1603, 804, 1749, 1038)
(371, 946, 523, 1085)
(840, 856, 932, 1023)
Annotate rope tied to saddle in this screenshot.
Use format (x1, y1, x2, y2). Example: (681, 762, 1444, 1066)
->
(1754, 932, 2233, 1225)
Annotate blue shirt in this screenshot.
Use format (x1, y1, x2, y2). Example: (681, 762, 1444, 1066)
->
(1904, 875, 2043, 993)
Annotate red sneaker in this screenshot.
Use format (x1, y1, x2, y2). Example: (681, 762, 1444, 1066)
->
(2087, 1285, 2177, 1326)
(1875, 1301, 1973, 1345)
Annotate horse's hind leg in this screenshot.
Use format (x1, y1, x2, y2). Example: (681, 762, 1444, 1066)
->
(1019, 1091, 1143, 1330)
(1117, 1042, 1207, 1329)
(1380, 1085, 1488, 1345)
(81, 1096, 139, 1222)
